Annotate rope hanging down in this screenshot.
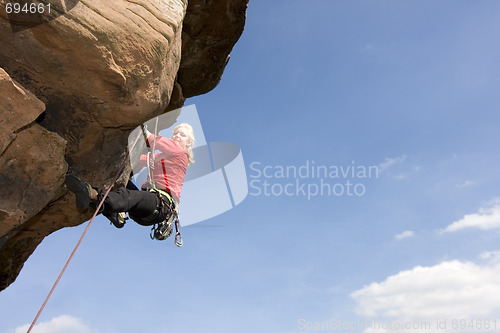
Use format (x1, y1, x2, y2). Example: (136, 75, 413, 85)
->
(26, 131, 142, 333)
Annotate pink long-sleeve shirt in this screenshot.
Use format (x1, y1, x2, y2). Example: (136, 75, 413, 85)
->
(139, 134, 189, 202)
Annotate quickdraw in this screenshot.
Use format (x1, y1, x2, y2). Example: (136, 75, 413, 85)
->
(174, 218, 183, 247)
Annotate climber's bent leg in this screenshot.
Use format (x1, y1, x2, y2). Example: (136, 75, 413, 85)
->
(95, 187, 159, 219)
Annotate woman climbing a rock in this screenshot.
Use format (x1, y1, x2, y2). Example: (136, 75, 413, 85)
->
(65, 123, 195, 241)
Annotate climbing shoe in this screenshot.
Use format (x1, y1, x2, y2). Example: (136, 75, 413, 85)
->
(104, 211, 127, 229)
(65, 174, 93, 210)
(153, 220, 173, 240)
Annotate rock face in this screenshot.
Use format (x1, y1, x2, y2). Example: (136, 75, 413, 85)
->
(0, 0, 248, 291)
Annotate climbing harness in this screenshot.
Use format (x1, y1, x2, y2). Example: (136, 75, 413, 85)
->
(147, 188, 183, 247)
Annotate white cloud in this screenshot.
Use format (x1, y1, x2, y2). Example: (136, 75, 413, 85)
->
(350, 258, 500, 332)
(479, 250, 500, 263)
(440, 199, 500, 233)
(377, 155, 407, 174)
(14, 315, 96, 333)
(394, 230, 414, 240)
(455, 180, 477, 188)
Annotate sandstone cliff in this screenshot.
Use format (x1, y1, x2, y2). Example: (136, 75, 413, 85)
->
(0, 0, 248, 291)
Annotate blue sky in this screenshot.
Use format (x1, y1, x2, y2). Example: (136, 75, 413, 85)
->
(3, 1, 500, 332)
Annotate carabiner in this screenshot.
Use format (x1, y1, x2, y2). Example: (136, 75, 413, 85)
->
(175, 232, 183, 247)
(150, 225, 156, 240)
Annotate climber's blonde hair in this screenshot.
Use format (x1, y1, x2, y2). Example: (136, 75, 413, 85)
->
(174, 123, 195, 166)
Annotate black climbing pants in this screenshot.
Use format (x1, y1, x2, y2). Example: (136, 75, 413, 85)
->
(95, 187, 160, 220)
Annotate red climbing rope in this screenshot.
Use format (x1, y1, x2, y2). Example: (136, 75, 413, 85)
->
(26, 131, 142, 333)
